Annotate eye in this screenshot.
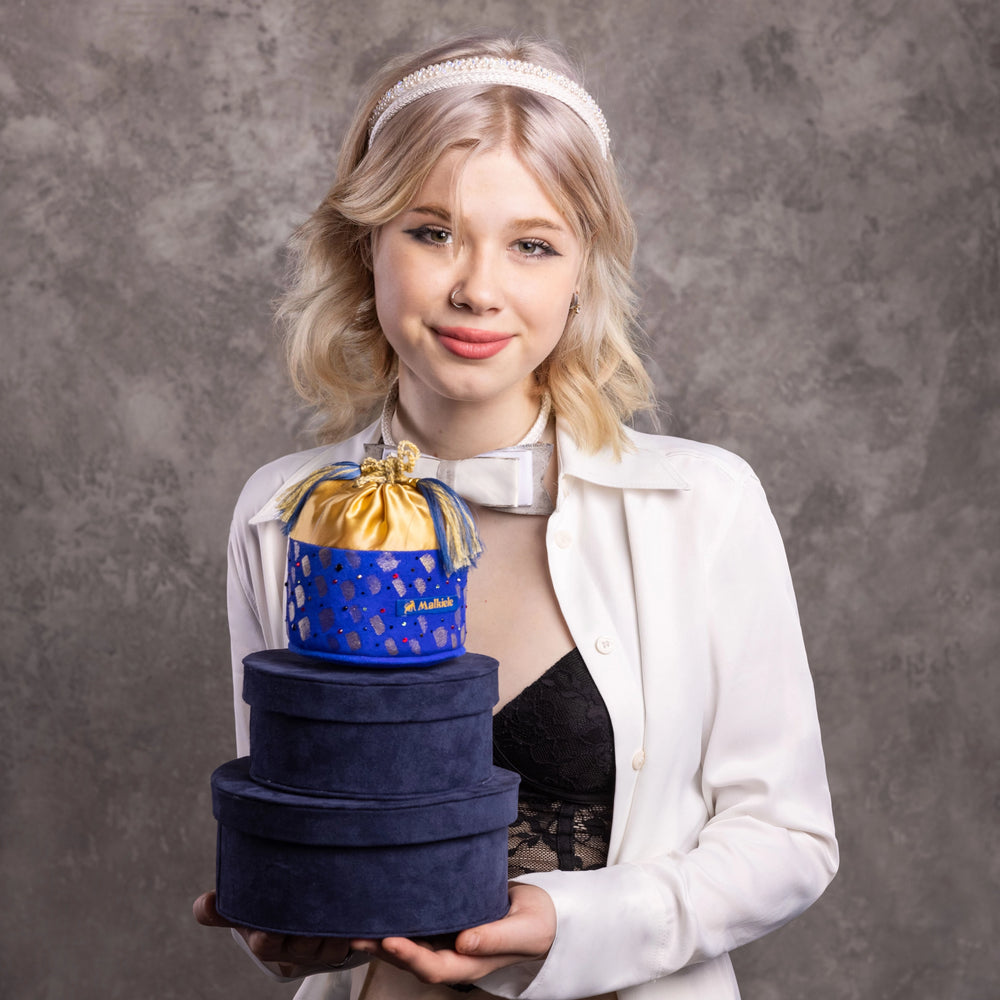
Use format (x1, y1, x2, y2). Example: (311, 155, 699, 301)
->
(514, 238, 559, 258)
(404, 225, 452, 246)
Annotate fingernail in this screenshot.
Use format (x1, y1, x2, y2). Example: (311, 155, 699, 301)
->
(463, 932, 480, 953)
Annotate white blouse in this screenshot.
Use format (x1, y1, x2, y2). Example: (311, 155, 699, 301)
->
(225, 421, 838, 1000)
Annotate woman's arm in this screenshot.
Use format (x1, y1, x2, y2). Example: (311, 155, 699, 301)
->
(226, 504, 265, 757)
(477, 471, 838, 999)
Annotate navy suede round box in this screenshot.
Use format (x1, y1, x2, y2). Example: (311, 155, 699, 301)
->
(244, 650, 500, 796)
(212, 758, 519, 937)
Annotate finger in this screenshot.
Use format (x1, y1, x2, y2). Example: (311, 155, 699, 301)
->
(350, 939, 394, 966)
(251, 932, 352, 969)
(315, 938, 353, 965)
(192, 890, 235, 928)
(246, 928, 294, 961)
(377, 937, 502, 984)
(353, 935, 522, 985)
(379, 937, 458, 983)
(287, 935, 326, 960)
(453, 920, 536, 958)
(288, 936, 352, 966)
(455, 884, 555, 959)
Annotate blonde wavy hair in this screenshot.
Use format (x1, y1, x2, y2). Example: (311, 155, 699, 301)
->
(278, 35, 654, 456)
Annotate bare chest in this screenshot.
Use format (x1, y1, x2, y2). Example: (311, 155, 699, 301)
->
(462, 507, 574, 710)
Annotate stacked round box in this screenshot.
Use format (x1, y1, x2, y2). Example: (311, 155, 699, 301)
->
(211, 448, 519, 938)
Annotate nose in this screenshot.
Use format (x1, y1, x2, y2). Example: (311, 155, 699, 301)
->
(450, 247, 504, 314)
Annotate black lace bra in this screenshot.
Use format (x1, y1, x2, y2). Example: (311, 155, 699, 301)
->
(492, 648, 615, 876)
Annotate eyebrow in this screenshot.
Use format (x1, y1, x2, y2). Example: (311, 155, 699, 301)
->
(404, 205, 451, 222)
(403, 206, 569, 234)
(510, 217, 569, 234)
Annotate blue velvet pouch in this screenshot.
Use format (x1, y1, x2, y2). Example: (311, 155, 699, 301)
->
(287, 541, 469, 665)
(244, 650, 500, 796)
(212, 758, 519, 937)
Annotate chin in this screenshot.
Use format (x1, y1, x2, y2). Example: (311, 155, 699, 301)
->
(401, 364, 533, 407)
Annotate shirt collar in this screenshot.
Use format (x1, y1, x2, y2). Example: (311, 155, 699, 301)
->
(250, 418, 690, 525)
(556, 424, 690, 491)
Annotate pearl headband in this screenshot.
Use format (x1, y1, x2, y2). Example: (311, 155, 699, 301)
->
(368, 56, 611, 158)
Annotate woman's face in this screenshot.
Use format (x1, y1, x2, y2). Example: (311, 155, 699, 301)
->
(372, 144, 583, 416)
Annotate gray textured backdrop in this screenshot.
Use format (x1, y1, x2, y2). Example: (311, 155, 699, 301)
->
(2, 1, 998, 998)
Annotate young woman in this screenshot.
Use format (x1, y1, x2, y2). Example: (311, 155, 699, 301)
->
(195, 34, 838, 1000)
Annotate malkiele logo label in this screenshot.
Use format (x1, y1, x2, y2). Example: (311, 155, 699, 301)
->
(396, 595, 458, 616)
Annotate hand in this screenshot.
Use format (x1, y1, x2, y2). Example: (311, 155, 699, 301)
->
(193, 890, 353, 978)
(351, 883, 555, 987)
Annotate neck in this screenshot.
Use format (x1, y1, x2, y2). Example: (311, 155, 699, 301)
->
(389, 385, 549, 460)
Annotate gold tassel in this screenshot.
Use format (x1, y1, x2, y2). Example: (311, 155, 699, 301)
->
(275, 462, 359, 529)
(416, 477, 483, 573)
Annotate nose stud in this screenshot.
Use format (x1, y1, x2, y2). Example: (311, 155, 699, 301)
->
(450, 287, 465, 309)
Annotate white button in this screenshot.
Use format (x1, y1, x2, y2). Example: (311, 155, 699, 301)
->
(553, 530, 572, 549)
(595, 635, 614, 654)
(631, 749, 646, 771)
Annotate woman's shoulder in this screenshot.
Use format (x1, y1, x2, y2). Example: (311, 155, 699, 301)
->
(615, 430, 779, 543)
(624, 427, 760, 487)
(564, 424, 760, 493)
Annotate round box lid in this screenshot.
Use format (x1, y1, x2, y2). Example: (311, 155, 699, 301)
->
(212, 757, 519, 846)
(242, 649, 499, 722)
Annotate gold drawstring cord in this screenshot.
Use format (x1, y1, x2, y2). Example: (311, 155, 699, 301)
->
(355, 440, 419, 487)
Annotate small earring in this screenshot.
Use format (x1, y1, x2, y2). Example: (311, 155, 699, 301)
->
(450, 287, 464, 309)
(569, 292, 581, 316)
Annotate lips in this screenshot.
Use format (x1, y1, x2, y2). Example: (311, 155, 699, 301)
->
(434, 326, 513, 360)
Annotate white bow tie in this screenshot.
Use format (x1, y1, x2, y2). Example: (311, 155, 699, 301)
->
(363, 441, 554, 514)
(375, 384, 555, 514)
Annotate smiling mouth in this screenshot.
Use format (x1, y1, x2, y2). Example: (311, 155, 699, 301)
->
(435, 326, 513, 360)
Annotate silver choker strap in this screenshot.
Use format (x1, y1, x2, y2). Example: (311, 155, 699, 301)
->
(371, 386, 555, 515)
(368, 57, 610, 158)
